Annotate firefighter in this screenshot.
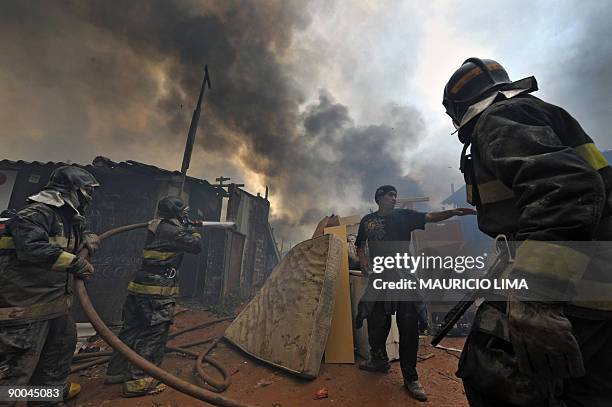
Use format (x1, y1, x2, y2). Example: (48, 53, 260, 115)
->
(443, 58, 612, 406)
(105, 195, 202, 397)
(0, 166, 100, 405)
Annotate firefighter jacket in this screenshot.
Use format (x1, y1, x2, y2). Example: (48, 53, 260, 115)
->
(127, 218, 202, 298)
(0, 202, 88, 322)
(462, 94, 612, 313)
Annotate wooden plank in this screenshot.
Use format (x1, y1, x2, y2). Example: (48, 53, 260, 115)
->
(323, 225, 355, 363)
(349, 273, 400, 361)
(338, 214, 361, 226)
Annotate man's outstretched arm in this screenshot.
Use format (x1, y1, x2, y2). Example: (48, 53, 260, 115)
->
(425, 208, 476, 223)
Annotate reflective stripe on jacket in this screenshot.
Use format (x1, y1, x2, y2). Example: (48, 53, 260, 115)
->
(129, 218, 202, 298)
(0, 202, 82, 320)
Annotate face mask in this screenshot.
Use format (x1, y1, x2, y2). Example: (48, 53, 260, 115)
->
(80, 186, 95, 202)
(179, 207, 190, 223)
(62, 191, 81, 213)
(77, 186, 96, 210)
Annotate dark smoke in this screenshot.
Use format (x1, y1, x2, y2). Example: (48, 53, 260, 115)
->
(0, 1, 427, 243)
(551, 7, 612, 145)
(451, 0, 612, 150)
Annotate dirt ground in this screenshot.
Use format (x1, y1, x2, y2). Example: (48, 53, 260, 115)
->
(67, 307, 469, 407)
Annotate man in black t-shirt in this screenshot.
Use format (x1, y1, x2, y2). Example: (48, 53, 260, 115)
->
(355, 185, 475, 402)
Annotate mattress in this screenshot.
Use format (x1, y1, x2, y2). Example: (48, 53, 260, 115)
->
(224, 233, 343, 378)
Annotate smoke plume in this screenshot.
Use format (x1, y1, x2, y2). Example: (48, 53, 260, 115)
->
(0, 1, 428, 242)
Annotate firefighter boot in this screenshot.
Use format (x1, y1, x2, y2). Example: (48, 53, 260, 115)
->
(64, 382, 81, 401)
(104, 373, 131, 384)
(122, 377, 167, 398)
(25, 383, 80, 407)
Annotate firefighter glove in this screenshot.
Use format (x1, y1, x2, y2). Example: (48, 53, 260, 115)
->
(508, 298, 585, 380)
(68, 256, 95, 280)
(78, 233, 101, 255)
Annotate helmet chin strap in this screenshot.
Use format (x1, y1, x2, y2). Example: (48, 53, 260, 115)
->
(62, 191, 82, 214)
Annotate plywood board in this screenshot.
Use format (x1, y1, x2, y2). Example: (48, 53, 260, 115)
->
(323, 225, 355, 363)
(339, 214, 361, 226)
(349, 273, 399, 361)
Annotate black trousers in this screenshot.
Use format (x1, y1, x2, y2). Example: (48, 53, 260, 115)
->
(461, 313, 612, 407)
(0, 314, 76, 406)
(106, 294, 175, 380)
(366, 301, 419, 381)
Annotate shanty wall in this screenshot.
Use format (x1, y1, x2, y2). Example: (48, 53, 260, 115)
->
(196, 228, 246, 305)
(80, 167, 158, 325)
(1, 161, 60, 210)
(226, 184, 278, 298)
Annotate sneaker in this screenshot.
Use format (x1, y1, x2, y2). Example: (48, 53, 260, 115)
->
(359, 358, 390, 373)
(122, 377, 167, 398)
(404, 380, 427, 402)
(104, 373, 130, 384)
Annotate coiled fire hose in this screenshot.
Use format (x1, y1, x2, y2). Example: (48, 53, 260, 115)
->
(71, 317, 234, 391)
(75, 223, 252, 407)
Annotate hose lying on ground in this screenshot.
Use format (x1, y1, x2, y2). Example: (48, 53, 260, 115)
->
(168, 316, 234, 340)
(76, 222, 251, 407)
(72, 328, 229, 392)
(165, 338, 229, 392)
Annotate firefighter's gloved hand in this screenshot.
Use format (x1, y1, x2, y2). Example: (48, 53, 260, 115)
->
(78, 233, 101, 255)
(508, 298, 585, 379)
(68, 256, 95, 280)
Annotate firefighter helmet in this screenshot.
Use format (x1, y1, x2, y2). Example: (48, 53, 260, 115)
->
(443, 58, 511, 127)
(46, 166, 100, 193)
(157, 196, 188, 219)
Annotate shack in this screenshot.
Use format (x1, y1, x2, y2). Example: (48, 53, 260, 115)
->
(0, 156, 280, 324)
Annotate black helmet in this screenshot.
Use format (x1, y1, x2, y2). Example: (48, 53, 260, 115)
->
(443, 58, 511, 127)
(157, 196, 188, 219)
(46, 166, 100, 193)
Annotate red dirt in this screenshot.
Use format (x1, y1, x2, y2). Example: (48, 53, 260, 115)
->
(67, 308, 468, 407)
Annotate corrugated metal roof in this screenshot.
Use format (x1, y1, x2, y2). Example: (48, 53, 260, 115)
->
(0, 159, 75, 167)
(0, 156, 218, 189)
(92, 156, 215, 187)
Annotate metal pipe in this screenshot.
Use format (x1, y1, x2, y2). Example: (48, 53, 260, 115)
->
(71, 356, 110, 374)
(72, 351, 114, 361)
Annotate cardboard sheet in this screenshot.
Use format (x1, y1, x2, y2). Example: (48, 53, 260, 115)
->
(323, 225, 355, 364)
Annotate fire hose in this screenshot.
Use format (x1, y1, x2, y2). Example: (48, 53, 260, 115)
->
(71, 317, 233, 391)
(75, 223, 252, 407)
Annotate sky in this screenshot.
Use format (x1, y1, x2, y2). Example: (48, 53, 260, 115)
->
(1, 0, 611, 243)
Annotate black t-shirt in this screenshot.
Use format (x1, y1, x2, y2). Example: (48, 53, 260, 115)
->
(355, 208, 427, 248)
